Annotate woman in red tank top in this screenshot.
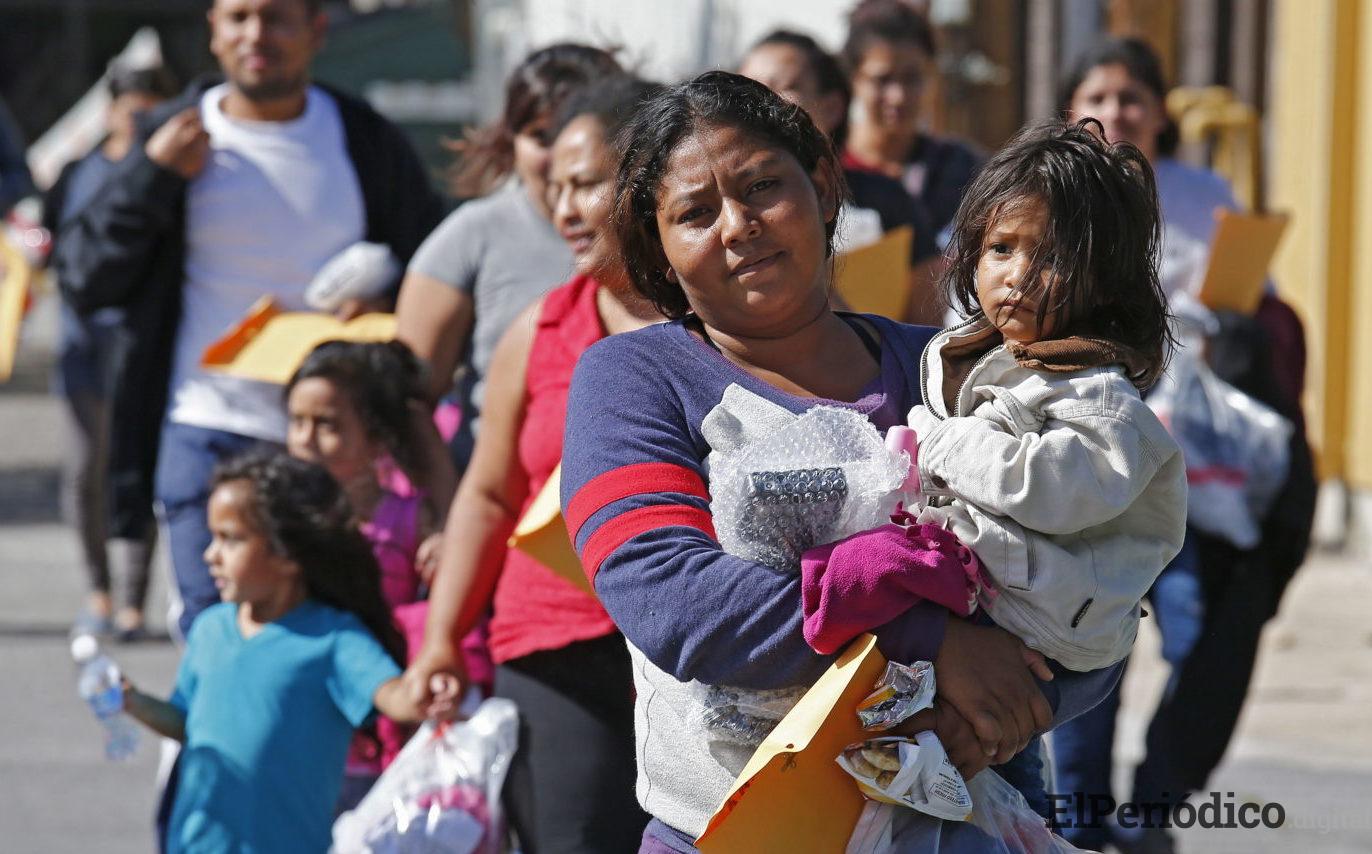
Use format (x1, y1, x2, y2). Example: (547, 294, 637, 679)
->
(404, 77, 664, 853)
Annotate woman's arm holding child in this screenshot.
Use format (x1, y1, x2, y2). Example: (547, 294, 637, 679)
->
(121, 680, 186, 742)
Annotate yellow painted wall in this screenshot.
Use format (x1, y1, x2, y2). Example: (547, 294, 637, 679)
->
(1349, 0, 1372, 489)
(1269, 0, 1371, 488)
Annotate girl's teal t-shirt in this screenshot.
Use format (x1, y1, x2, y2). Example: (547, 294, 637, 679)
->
(167, 600, 401, 853)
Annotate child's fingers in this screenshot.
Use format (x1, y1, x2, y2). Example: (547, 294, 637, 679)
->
(429, 673, 462, 703)
(1021, 647, 1054, 682)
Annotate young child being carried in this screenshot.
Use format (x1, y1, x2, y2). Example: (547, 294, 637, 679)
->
(805, 118, 1187, 674)
(120, 452, 457, 852)
(284, 340, 490, 806)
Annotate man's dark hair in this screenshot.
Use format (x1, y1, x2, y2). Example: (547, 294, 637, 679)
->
(941, 118, 1171, 389)
(1059, 37, 1180, 157)
(209, 0, 325, 14)
(107, 65, 180, 101)
(842, 0, 938, 72)
(748, 29, 853, 147)
(610, 71, 849, 319)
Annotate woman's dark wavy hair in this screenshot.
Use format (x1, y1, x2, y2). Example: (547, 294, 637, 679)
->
(842, 0, 938, 71)
(449, 43, 622, 198)
(213, 451, 405, 666)
(1059, 37, 1180, 158)
(611, 71, 848, 319)
(284, 340, 428, 481)
(746, 30, 853, 148)
(550, 75, 665, 145)
(941, 118, 1171, 389)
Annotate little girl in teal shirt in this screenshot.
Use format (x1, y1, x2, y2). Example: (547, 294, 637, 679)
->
(122, 452, 454, 853)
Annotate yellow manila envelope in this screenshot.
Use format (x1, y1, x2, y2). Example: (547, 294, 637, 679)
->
(834, 225, 913, 319)
(1197, 209, 1289, 314)
(696, 634, 888, 853)
(507, 465, 594, 596)
(0, 237, 32, 383)
(201, 296, 397, 385)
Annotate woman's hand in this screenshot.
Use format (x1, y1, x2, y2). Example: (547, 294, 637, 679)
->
(424, 673, 463, 721)
(894, 701, 994, 780)
(402, 647, 466, 720)
(933, 618, 1054, 764)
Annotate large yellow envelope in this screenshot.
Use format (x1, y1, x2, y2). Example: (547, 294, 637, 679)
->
(1197, 209, 1289, 314)
(696, 634, 887, 853)
(201, 296, 396, 385)
(834, 226, 913, 319)
(0, 237, 32, 383)
(507, 464, 594, 596)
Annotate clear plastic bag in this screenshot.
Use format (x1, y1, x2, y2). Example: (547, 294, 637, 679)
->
(1148, 341, 1292, 549)
(697, 683, 808, 747)
(708, 405, 909, 570)
(847, 769, 1091, 853)
(332, 698, 518, 854)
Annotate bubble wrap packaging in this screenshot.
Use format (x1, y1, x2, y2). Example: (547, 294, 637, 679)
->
(709, 405, 910, 570)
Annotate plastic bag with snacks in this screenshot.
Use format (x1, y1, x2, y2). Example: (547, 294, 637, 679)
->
(838, 732, 973, 821)
(848, 769, 1088, 854)
(857, 661, 935, 731)
(839, 661, 1087, 854)
(332, 698, 518, 854)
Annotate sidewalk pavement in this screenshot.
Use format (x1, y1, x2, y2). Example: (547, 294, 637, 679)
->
(2, 293, 1369, 852)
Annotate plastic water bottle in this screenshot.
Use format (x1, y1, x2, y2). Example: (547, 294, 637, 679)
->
(71, 634, 140, 760)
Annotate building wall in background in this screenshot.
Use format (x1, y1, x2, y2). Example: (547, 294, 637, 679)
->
(1268, 0, 1371, 549)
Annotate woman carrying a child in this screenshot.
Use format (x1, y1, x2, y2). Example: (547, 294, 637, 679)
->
(558, 72, 1184, 852)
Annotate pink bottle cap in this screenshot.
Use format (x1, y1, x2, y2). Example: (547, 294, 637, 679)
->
(885, 426, 920, 493)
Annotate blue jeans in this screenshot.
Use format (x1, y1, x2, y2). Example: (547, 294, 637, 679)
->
(153, 421, 267, 638)
(1049, 534, 1204, 847)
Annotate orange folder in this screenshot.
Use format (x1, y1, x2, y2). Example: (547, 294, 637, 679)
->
(1197, 209, 1289, 314)
(200, 296, 396, 385)
(696, 634, 887, 853)
(0, 237, 32, 383)
(834, 225, 913, 319)
(507, 464, 594, 596)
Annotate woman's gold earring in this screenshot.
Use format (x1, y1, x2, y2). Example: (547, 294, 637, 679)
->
(665, 267, 678, 283)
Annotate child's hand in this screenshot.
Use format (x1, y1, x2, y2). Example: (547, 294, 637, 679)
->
(416, 533, 443, 587)
(425, 673, 463, 721)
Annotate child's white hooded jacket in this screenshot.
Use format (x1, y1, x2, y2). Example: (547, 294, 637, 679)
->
(909, 317, 1187, 671)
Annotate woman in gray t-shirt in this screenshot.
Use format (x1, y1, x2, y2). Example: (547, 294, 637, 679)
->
(396, 44, 620, 469)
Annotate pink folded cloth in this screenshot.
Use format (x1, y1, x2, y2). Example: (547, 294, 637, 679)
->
(801, 522, 986, 655)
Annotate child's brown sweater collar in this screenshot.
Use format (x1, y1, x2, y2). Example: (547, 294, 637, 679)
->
(938, 317, 1151, 413)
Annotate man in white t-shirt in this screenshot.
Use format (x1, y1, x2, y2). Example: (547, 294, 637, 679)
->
(54, 0, 444, 636)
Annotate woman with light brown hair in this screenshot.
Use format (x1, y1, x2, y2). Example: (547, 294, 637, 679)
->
(394, 44, 620, 473)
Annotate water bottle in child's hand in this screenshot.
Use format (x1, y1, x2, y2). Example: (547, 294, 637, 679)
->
(71, 634, 140, 760)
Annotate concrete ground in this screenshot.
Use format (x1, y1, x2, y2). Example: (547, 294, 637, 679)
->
(2, 293, 1370, 852)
